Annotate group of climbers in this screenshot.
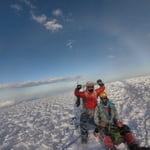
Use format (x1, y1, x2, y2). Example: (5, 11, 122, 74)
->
(74, 79, 150, 150)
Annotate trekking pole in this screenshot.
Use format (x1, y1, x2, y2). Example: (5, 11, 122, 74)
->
(62, 135, 81, 150)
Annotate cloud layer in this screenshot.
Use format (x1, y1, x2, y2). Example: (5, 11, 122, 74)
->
(0, 76, 81, 89)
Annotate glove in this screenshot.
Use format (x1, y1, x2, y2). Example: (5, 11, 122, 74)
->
(112, 118, 117, 124)
(76, 84, 82, 90)
(75, 97, 80, 107)
(97, 79, 104, 87)
(116, 121, 124, 128)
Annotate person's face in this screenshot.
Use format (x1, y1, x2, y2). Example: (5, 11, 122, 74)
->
(87, 86, 94, 92)
(101, 97, 107, 105)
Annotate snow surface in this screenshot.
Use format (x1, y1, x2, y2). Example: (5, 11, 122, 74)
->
(0, 75, 150, 150)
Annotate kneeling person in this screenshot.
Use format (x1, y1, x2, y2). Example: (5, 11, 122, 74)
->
(94, 92, 150, 150)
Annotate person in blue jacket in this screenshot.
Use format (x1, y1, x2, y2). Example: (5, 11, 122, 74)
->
(94, 92, 150, 150)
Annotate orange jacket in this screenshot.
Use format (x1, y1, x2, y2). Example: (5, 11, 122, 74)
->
(74, 86, 105, 109)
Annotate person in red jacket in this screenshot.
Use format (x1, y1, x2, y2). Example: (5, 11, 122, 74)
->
(74, 79, 105, 143)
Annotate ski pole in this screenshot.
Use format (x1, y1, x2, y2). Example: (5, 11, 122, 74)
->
(62, 135, 81, 150)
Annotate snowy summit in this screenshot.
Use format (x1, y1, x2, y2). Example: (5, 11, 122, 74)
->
(0, 75, 150, 150)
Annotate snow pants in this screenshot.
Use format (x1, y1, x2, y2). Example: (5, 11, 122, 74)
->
(100, 124, 137, 148)
(80, 109, 97, 140)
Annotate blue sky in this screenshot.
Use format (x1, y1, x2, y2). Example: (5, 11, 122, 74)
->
(0, 0, 150, 103)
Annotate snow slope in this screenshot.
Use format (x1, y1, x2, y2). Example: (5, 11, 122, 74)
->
(0, 75, 150, 150)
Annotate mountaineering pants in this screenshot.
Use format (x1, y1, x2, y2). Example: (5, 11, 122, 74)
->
(99, 124, 136, 148)
(80, 109, 97, 139)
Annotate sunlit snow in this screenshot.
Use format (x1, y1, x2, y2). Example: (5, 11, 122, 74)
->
(0, 75, 150, 150)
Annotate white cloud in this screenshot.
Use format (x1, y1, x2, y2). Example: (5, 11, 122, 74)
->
(52, 9, 74, 23)
(52, 9, 63, 17)
(66, 40, 75, 48)
(44, 19, 63, 32)
(0, 76, 81, 89)
(31, 13, 47, 24)
(30, 12, 63, 32)
(10, 4, 23, 11)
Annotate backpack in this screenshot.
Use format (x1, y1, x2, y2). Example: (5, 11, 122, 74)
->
(108, 125, 125, 145)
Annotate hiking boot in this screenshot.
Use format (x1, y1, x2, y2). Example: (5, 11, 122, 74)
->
(93, 127, 100, 138)
(104, 136, 114, 148)
(128, 143, 139, 150)
(138, 147, 150, 150)
(81, 130, 88, 144)
(108, 146, 117, 150)
(128, 144, 150, 150)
